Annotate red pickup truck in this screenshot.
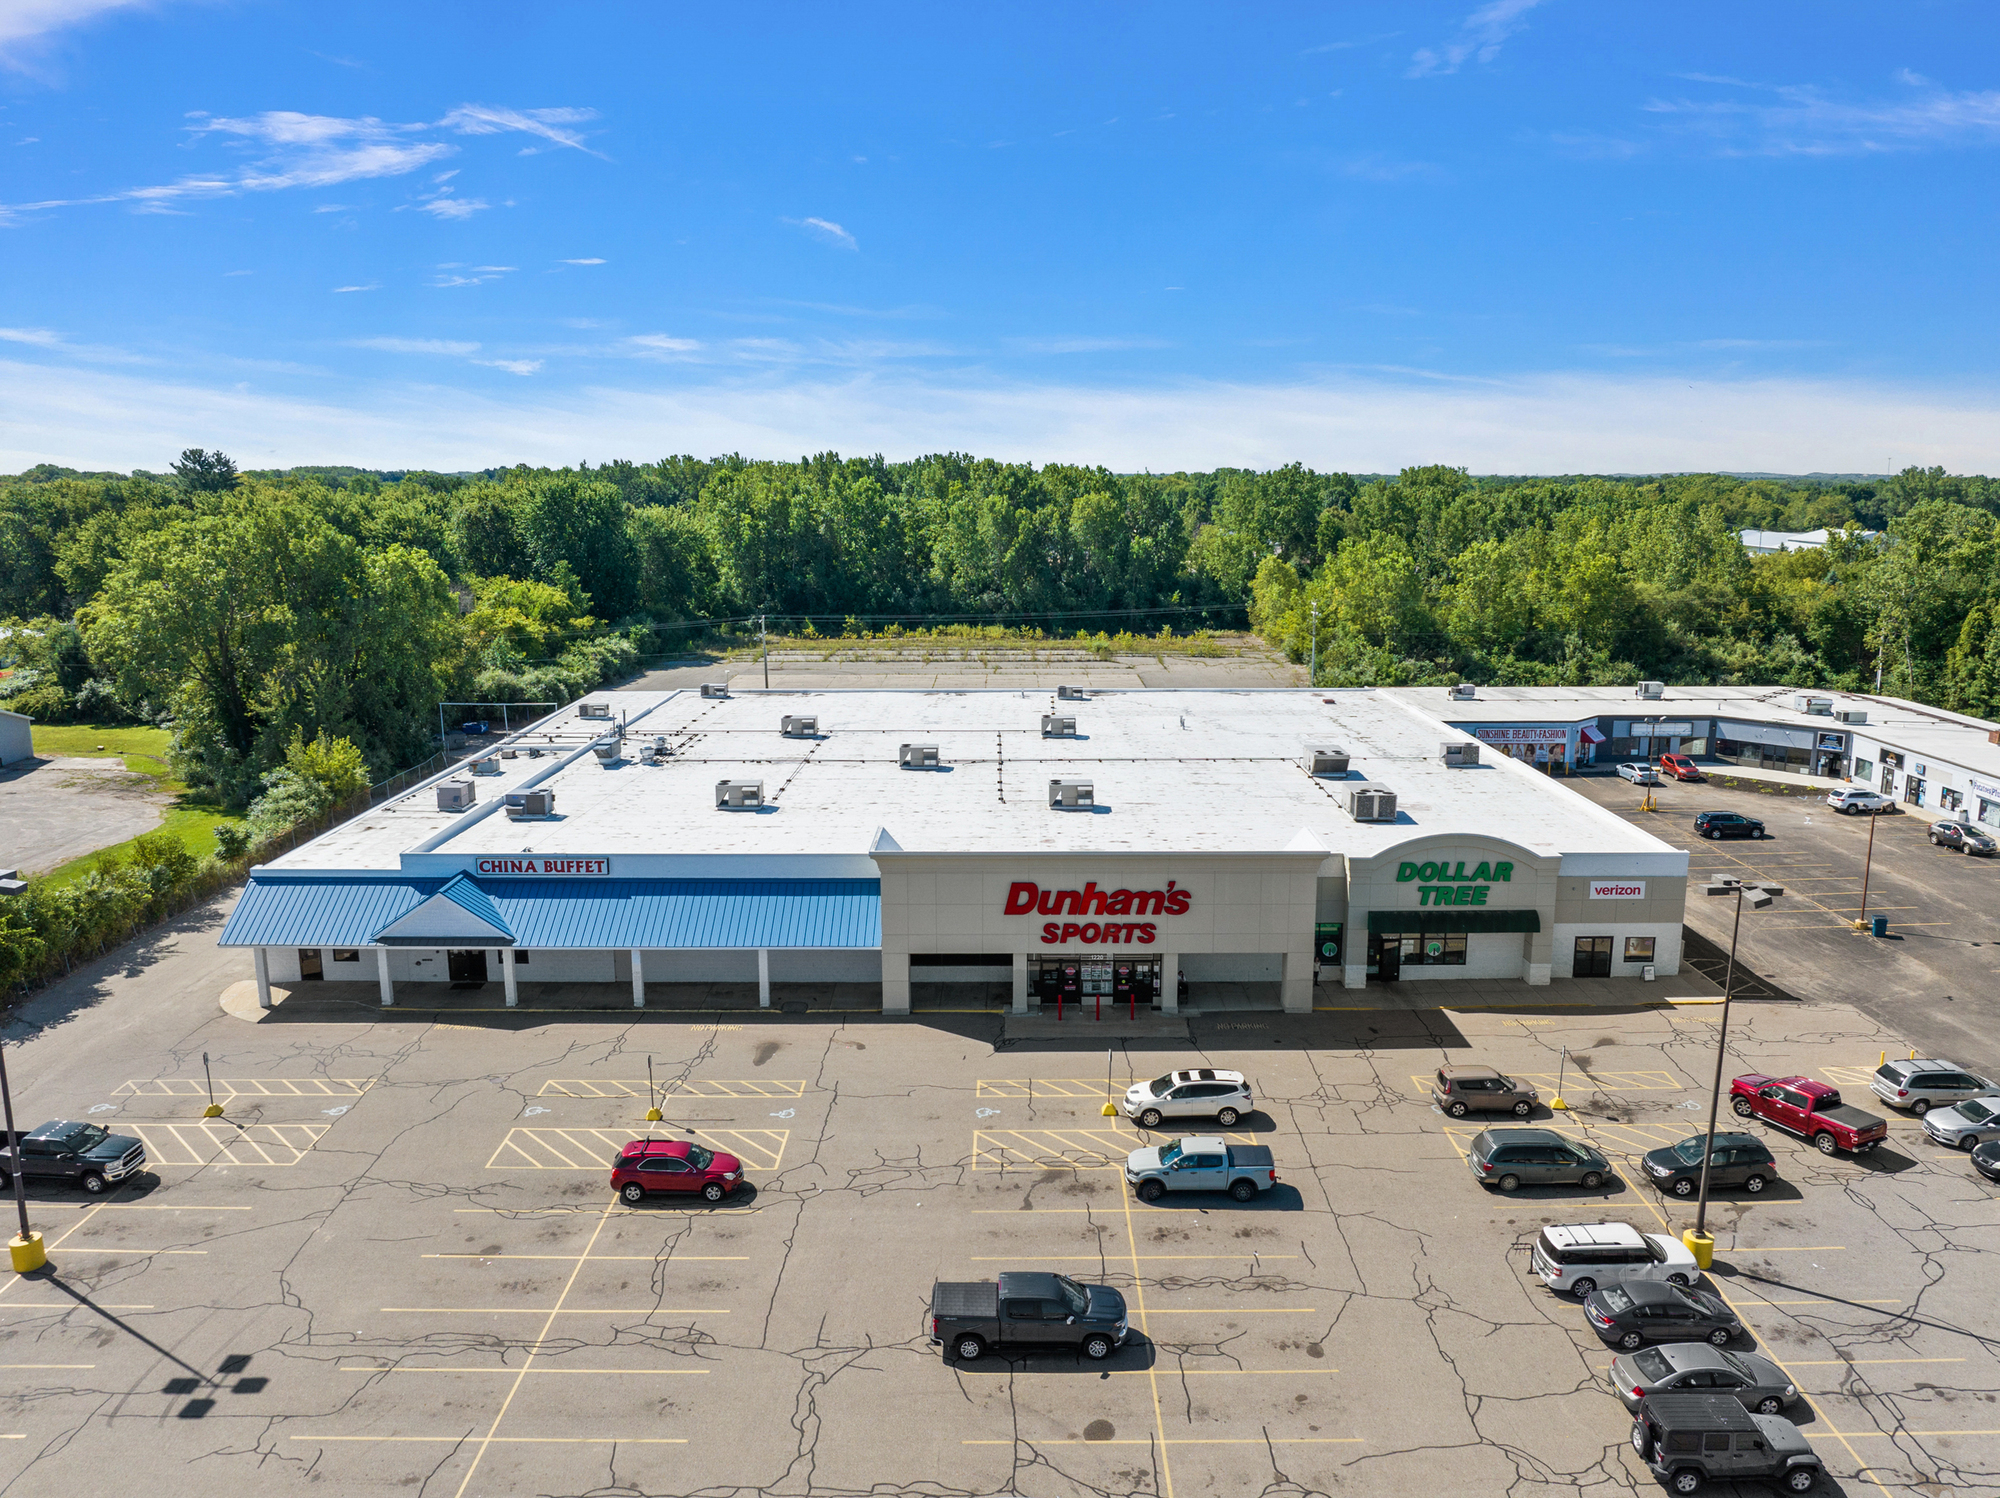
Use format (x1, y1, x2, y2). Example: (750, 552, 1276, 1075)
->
(1731, 1074, 1889, 1155)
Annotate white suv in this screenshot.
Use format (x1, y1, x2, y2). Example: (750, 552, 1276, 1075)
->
(1122, 1069, 1253, 1129)
(1530, 1222, 1699, 1301)
(1827, 787, 1892, 815)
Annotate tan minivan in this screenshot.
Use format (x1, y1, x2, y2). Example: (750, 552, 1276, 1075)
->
(1432, 1065, 1537, 1118)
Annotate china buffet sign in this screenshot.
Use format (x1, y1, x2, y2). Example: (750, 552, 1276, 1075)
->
(1004, 880, 1190, 945)
(474, 857, 609, 876)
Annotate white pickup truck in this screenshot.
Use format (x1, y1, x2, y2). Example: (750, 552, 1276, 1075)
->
(1124, 1135, 1278, 1203)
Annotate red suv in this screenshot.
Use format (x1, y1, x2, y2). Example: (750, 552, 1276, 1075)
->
(610, 1139, 745, 1204)
(1657, 753, 1704, 782)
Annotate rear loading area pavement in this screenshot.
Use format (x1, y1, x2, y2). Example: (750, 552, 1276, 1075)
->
(1567, 773, 2000, 1073)
(0, 950, 1994, 1497)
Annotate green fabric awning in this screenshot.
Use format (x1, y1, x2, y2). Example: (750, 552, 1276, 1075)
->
(1367, 909, 1542, 935)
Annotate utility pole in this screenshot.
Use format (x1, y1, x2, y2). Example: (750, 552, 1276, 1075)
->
(1687, 877, 1783, 1266)
(1309, 602, 1318, 686)
(0, 1042, 44, 1272)
(761, 613, 770, 689)
(1853, 807, 1880, 932)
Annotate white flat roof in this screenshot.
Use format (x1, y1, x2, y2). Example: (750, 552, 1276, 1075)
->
(1394, 685, 2000, 782)
(270, 689, 1681, 871)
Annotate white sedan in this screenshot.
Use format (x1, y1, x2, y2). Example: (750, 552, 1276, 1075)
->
(1616, 762, 1663, 785)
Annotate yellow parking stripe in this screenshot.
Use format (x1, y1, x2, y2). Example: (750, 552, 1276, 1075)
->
(972, 1128, 1255, 1171)
(485, 1127, 788, 1171)
(114, 1078, 374, 1098)
(978, 1079, 1121, 1100)
(537, 1079, 807, 1098)
(129, 1122, 329, 1167)
(1411, 1069, 1682, 1095)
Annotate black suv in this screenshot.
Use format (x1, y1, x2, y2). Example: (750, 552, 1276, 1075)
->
(0, 1120, 146, 1194)
(1693, 811, 1765, 841)
(1641, 1132, 1779, 1197)
(1631, 1392, 1822, 1493)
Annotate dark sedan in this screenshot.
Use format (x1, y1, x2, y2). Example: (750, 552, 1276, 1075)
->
(1931, 820, 1998, 856)
(1586, 1279, 1743, 1350)
(1641, 1132, 1779, 1197)
(1974, 1139, 2000, 1184)
(1607, 1343, 1796, 1413)
(1693, 811, 1766, 841)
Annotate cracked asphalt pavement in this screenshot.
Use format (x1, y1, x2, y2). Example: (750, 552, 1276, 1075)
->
(0, 905, 1994, 1496)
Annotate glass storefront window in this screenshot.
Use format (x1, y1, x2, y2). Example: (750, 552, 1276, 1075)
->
(1378, 932, 1467, 966)
(1623, 936, 1656, 963)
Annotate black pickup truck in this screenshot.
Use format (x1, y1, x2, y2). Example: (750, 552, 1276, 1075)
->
(928, 1272, 1129, 1361)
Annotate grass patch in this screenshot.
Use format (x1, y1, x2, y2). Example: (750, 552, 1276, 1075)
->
(36, 805, 249, 889)
(29, 723, 177, 786)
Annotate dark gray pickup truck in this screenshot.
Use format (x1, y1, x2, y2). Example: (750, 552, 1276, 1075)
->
(928, 1272, 1129, 1361)
(0, 1119, 146, 1194)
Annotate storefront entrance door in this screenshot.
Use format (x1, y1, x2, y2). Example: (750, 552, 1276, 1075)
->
(1572, 936, 1613, 978)
(447, 949, 490, 985)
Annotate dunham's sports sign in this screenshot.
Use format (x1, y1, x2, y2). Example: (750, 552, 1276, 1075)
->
(474, 857, 610, 877)
(1004, 880, 1191, 946)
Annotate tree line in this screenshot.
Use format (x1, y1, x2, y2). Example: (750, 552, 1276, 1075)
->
(5, 451, 2000, 813)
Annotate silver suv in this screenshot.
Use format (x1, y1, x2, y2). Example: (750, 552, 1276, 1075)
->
(1122, 1069, 1252, 1129)
(1871, 1059, 1999, 1116)
(1530, 1221, 1699, 1300)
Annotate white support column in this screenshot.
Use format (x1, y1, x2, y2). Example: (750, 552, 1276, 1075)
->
(757, 949, 771, 1009)
(375, 946, 395, 1007)
(1159, 952, 1179, 1015)
(631, 949, 645, 1008)
(1280, 948, 1313, 1015)
(254, 947, 273, 1010)
(1011, 952, 1029, 1015)
(502, 947, 518, 1007)
(882, 950, 910, 1015)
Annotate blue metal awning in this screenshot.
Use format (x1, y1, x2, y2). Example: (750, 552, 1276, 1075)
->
(219, 873, 882, 950)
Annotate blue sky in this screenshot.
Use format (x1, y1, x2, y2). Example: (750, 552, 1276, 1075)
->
(3, 1, 1998, 472)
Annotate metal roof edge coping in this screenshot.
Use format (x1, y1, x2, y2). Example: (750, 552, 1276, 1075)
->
(867, 847, 1333, 859)
(404, 695, 675, 855)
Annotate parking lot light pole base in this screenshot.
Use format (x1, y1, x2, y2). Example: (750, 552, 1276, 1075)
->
(9, 1232, 45, 1274)
(1681, 1229, 1714, 1270)
(645, 1107, 663, 1122)
(1549, 1095, 1567, 1111)
(202, 1103, 224, 1118)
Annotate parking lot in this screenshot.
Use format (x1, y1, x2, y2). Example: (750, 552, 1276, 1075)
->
(0, 922, 1995, 1498)
(1569, 773, 2000, 1075)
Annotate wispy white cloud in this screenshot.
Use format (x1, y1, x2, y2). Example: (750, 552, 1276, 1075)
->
(0, 0, 147, 66)
(1303, 32, 1399, 55)
(1407, 0, 1545, 78)
(1643, 77, 2000, 156)
(626, 333, 702, 356)
(351, 337, 481, 355)
(440, 104, 603, 156)
(430, 264, 513, 287)
(1, 102, 597, 224)
(0, 326, 62, 347)
(0, 323, 144, 363)
(787, 215, 859, 250)
(416, 194, 489, 219)
(332, 283, 379, 293)
(10, 360, 2000, 476)
(473, 358, 542, 375)
(1004, 336, 1171, 355)
(562, 257, 606, 265)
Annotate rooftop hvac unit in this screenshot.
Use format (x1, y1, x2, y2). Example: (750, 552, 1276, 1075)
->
(1057, 684, 1088, 700)
(1441, 741, 1481, 767)
(470, 756, 501, 776)
(780, 714, 818, 737)
(1041, 714, 1077, 737)
(591, 735, 623, 762)
(1306, 743, 1350, 776)
(1835, 709, 1868, 724)
(1348, 784, 1398, 822)
(1795, 695, 1833, 715)
(436, 781, 475, 811)
(1635, 681, 1665, 699)
(716, 779, 764, 809)
(700, 682, 729, 699)
(639, 736, 671, 764)
(1449, 682, 1478, 700)
(578, 701, 612, 719)
(1049, 778, 1095, 809)
(504, 788, 556, 819)
(899, 743, 940, 768)
(500, 748, 518, 759)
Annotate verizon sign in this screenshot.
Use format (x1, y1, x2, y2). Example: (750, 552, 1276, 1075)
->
(1587, 879, 1646, 900)
(475, 856, 610, 877)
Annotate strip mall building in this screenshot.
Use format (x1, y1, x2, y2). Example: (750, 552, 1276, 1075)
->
(219, 688, 1691, 1013)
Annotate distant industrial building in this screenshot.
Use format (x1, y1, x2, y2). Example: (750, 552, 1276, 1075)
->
(0, 709, 31, 767)
(1738, 527, 1878, 555)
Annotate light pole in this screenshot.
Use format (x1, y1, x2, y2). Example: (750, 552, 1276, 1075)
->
(1308, 602, 1318, 686)
(761, 613, 770, 689)
(1852, 807, 1880, 933)
(0, 1042, 44, 1273)
(1685, 877, 1784, 1268)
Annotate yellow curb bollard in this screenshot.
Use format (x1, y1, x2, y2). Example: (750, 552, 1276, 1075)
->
(1100, 1101, 1117, 1117)
(1680, 1229, 1714, 1271)
(1879, 1050, 1887, 1066)
(1549, 1095, 1567, 1111)
(644, 1108, 663, 1122)
(9, 1232, 45, 1274)
(202, 1103, 224, 1118)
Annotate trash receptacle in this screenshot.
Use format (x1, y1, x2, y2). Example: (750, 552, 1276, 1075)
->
(1871, 914, 1889, 938)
